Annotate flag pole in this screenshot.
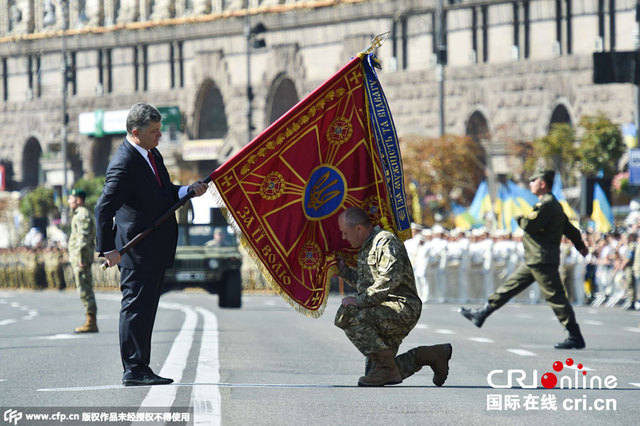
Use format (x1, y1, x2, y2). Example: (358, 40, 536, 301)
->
(100, 175, 213, 270)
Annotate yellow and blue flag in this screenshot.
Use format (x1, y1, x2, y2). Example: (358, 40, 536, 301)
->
(591, 183, 614, 233)
(552, 174, 579, 226)
(469, 181, 493, 224)
(496, 181, 538, 233)
(451, 202, 477, 230)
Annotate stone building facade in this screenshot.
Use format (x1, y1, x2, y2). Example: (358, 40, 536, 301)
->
(0, 0, 637, 195)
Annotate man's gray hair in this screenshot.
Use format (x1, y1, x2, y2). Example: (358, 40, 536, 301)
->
(126, 103, 162, 134)
(341, 207, 371, 228)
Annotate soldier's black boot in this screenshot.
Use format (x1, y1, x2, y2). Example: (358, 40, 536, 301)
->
(459, 303, 495, 328)
(554, 323, 585, 349)
(413, 344, 453, 386)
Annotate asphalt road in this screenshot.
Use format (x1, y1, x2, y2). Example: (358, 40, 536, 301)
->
(1, 289, 639, 426)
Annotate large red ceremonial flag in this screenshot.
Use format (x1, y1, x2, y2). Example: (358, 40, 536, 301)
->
(209, 52, 410, 317)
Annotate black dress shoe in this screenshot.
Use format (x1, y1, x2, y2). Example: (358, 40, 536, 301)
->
(122, 374, 173, 387)
(554, 335, 586, 350)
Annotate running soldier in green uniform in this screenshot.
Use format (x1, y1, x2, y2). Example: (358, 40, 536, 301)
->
(335, 207, 452, 387)
(68, 189, 98, 333)
(459, 170, 589, 349)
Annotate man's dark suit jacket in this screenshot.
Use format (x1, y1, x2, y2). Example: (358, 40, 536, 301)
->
(95, 140, 180, 270)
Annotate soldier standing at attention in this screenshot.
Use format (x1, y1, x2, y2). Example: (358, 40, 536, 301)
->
(68, 188, 98, 333)
(335, 207, 453, 387)
(459, 170, 589, 349)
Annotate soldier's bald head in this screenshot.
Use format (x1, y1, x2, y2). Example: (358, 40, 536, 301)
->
(340, 207, 371, 228)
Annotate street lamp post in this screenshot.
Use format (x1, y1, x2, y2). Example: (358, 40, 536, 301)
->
(244, 6, 266, 143)
(435, 0, 446, 137)
(635, 0, 640, 134)
(61, 0, 69, 224)
(244, 11, 253, 142)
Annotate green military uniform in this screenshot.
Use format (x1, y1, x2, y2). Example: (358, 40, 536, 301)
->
(69, 204, 97, 314)
(334, 226, 425, 379)
(487, 192, 586, 328)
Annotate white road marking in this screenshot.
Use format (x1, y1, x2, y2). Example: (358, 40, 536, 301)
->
(38, 382, 358, 392)
(630, 383, 640, 388)
(507, 349, 537, 357)
(468, 337, 494, 343)
(583, 320, 603, 326)
(32, 333, 87, 340)
(435, 329, 455, 334)
(623, 327, 640, 333)
(138, 302, 198, 410)
(38, 384, 125, 392)
(0, 319, 17, 326)
(10, 302, 20, 308)
(414, 324, 428, 329)
(192, 307, 221, 426)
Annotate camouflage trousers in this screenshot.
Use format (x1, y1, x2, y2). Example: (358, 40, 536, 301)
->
(488, 263, 577, 328)
(73, 266, 97, 314)
(335, 303, 421, 379)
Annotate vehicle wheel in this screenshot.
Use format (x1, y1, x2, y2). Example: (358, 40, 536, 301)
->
(219, 269, 242, 308)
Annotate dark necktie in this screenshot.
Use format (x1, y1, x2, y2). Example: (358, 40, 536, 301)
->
(147, 150, 163, 187)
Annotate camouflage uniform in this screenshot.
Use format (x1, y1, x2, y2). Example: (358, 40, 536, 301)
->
(487, 193, 586, 328)
(68, 205, 97, 314)
(335, 226, 424, 379)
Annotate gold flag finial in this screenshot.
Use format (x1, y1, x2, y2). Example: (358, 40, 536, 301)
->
(361, 32, 390, 56)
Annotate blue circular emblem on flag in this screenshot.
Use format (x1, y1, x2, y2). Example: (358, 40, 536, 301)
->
(303, 165, 347, 220)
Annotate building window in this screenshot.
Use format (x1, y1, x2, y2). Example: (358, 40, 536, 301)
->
(556, 0, 563, 55)
(169, 41, 184, 88)
(98, 49, 112, 94)
(142, 45, 148, 92)
(481, 5, 488, 63)
(70, 51, 77, 96)
(472, 7, 478, 63)
(27, 55, 41, 99)
(392, 16, 408, 70)
(524, 0, 530, 58)
(609, 0, 616, 50)
(177, 41, 184, 88)
(170, 43, 175, 89)
(566, 0, 572, 54)
(513, 2, 519, 59)
(133, 47, 139, 91)
(2, 58, 7, 101)
(133, 45, 148, 92)
(598, 0, 605, 46)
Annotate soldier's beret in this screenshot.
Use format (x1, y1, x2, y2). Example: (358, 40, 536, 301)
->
(70, 188, 87, 199)
(529, 169, 555, 185)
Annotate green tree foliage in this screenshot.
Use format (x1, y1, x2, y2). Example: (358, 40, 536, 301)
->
(71, 176, 106, 211)
(530, 123, 578, 180)
(402, 134, 485, 226)
(577, 114, 625, 178)
(19, 186, 56, 219)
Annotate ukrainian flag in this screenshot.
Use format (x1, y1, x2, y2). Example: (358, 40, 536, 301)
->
(451, 202, 476, 230)
(495, 183, 511, 231)
(591, 182, 614, 233)
(469, 181, 493, 224)
(506, 181, 537, 232)
(552, 174, 579, 226)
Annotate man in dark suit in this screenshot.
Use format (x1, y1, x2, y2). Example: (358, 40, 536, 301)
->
(95, 103, 208, 386)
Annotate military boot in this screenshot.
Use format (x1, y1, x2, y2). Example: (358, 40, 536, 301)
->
(357, 350, 402, 387)
(554, 323, 585, 349)
(459, 303, 495, 328)
(413, 344, 453, 386)
(74, 313, 98, 333)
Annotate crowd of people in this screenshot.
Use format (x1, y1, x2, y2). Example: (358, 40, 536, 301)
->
(404, 224, 639, 311)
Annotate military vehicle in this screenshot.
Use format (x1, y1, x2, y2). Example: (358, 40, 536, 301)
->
(162, 206, 242, 308)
